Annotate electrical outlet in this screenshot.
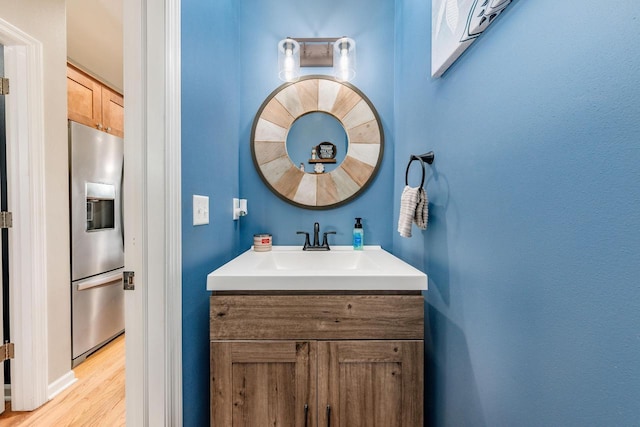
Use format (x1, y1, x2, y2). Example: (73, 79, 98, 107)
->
(193, 195, 209, 225)
(233, 198, 248, 220)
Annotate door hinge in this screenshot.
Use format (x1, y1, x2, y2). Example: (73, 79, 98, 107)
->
(123, 271, 135, 290)
(0, 77, 9, 95)
(0, 342, 15, 362)
(0, 211, 12, 229)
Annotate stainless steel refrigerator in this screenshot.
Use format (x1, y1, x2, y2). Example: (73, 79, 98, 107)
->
(69, 121, 124, 367)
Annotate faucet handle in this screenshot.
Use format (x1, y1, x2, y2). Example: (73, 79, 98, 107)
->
(296, 231, 311, 249)
(322, 231, 337, 249)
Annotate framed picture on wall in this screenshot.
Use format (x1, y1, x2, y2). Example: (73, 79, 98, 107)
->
(432, 0, 512, 77)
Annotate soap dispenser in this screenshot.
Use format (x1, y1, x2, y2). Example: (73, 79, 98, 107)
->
(353, 217, 364, 250)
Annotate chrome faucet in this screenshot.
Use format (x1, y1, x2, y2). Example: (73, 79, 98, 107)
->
(297, 222, 336, 251)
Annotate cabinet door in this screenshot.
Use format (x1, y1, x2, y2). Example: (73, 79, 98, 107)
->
(318, 341, 423, 427)
(102, 86, 124, 138)
(67, 65, 102, 129)
(211, 341, 317, 427)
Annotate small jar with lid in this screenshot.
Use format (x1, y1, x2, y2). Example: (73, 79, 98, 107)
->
(253, 234, 272, 251)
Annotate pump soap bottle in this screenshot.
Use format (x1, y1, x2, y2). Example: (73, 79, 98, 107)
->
(353, 217, 364, 250)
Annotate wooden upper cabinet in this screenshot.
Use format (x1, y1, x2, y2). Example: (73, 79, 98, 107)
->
(101, 87, 124, 138)
(67, 65, 101, 127)
(67, 64, 124, 137)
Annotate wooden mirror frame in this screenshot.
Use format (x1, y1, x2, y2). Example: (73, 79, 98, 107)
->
(251, 75, 384, 209)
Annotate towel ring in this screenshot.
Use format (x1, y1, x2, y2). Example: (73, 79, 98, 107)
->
(405, 157, 425, 188)
(405, 151, 434, 188)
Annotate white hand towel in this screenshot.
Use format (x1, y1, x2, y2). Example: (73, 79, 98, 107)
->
(398, 185, 428, 238)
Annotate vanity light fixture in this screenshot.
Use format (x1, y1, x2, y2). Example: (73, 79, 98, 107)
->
(277, 37, 357, 82)
(278, 37, 300, 82)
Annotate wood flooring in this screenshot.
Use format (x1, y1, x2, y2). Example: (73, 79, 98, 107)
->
(0, 334, 125, 427)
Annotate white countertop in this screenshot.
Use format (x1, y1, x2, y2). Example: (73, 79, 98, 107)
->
(207, 245, 428, 291)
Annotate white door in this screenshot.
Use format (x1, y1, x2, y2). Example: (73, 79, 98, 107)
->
(0, 223, 3, 416)
(0, 199, 4, 416)
(0, 42, 6, 415)
(124, 1, 182, 424)
(0, 214, 5, 414)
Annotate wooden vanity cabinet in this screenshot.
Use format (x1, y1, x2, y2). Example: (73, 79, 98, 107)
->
(67, 64, 124, 137)
(210, 292, 424, 427)
(211, 340, 316, 427)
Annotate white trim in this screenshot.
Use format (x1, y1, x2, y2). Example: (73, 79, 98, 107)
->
(47, 371, 77, 400)
(144, 0, 167, 423)
(123, 0, 147, 425)
(165, 0, 183, 423)
(0, 133, 4, 413)
(0, 18, 49, 411)
(124, 0, 182, 425)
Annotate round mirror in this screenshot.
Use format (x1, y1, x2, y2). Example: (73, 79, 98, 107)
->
(251, 75, 384, 209)
(286, 112, 348, 173)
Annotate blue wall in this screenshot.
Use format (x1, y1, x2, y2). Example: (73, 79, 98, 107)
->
(394, 0, 640, 425)
(182, 0, 640, 425)
(181, 0, 396, 424)
(181, 0, 239, 425)
(237, 0, 396, 249)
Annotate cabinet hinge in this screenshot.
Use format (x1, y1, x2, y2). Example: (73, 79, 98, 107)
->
(123, 271, 135, 290)
(0, 342, 15, 363)
(0, 77, 9, 95)
(0, 211, 12, 229)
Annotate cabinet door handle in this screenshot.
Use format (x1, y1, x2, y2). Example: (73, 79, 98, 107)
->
(106, 126, 112, 132)
(304, 403, 309, 427)
(326, 405, 331, 427)
(97, 123, 103, 130)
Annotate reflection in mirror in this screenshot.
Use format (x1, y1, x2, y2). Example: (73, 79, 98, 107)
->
(286, 112, 347, 173)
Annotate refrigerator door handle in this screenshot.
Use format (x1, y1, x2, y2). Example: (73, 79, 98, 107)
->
(77, 272, 123, 291)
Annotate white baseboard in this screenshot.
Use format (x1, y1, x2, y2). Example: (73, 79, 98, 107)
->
(47, 371, 77, 400)
(3, 370, 76, 403)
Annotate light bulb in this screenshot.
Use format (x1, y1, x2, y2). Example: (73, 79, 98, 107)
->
(284, 49, 294, 80)
(338, 48, 350, 81)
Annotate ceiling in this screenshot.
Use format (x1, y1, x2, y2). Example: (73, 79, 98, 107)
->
(67, 0, 123, 92)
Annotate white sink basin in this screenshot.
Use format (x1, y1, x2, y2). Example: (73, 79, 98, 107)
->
(255, 250, 379, 271)
(207, 246, 428, 291)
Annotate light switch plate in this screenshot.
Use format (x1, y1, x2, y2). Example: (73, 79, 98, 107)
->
(193, 195, 209, 225)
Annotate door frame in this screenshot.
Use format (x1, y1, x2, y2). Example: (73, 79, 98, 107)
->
(0, 18, 49, 410)
(123, 0, 182, 425)
(0, 1, 183, 421)
(1, 47, 4, 412)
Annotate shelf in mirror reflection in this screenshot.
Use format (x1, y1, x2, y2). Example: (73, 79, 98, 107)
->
(309, 159, 337, 164)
